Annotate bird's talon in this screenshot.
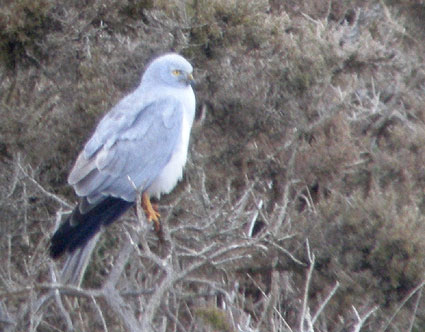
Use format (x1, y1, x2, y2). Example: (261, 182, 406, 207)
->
(142, 192, 161, 228)
(153, 218, 161, 233)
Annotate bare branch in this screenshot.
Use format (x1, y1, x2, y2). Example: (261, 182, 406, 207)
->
(91, 295, 108, 332)
(247, 273, 293, 332)
(382, 279, 425, 332)
(299, 241, 315, 332)
(352, 305, 378, 332)
(102, 286, 142, 332)
(407, 287, 422, 332)
(311, 281, 340, 326)
(16, 156, 72, 208)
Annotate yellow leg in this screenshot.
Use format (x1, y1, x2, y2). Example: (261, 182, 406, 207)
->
(142, 192, 161, 230)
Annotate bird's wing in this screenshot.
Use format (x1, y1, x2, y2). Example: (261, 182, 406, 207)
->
(68, 96, 184, 203)
(83, 90, 148, 159)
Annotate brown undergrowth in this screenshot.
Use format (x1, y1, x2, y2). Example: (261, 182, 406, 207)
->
(1, 0, 425, 331)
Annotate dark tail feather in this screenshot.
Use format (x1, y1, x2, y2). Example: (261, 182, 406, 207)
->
(50, 197, 133, 259)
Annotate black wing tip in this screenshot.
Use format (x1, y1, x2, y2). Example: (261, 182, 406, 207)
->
(50, 244, 65, 259)
(49, 214, 74, 259)
(49, 197, 133, 259)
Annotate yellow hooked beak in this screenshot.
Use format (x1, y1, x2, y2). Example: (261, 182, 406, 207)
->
(186, 73, 195, 87)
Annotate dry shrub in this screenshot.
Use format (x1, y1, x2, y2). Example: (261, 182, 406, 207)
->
(0, 0, 57, 69)
(1, 0, 425, 331)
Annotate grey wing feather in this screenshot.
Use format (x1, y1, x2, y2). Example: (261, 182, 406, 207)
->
(83, 89, 149, 159)
(68, 153, 96, 185)
(69, 97, 183, 203)
(68, 91, 147, 185)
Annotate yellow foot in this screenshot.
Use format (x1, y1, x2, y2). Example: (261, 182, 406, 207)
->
(142, 192, 161, 231)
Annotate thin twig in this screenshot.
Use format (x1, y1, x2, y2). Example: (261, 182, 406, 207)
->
(50, 266, 74, 332)
(311, 281, 340, 326)
(352, 305, 378, 332)
(0, 283, 103, 299)
(264, 239, 306, 266)
(382, 279, 425, 331)
(91, 295, 108, 332)
(247, 273, 293, 332)
(17, 158, 72, 208)
(408, 287, 422, 332)
(104, 238, 134, 288)
(300, 240, 315, 332)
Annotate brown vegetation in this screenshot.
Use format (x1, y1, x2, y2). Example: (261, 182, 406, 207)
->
(1, 0, 425, 331)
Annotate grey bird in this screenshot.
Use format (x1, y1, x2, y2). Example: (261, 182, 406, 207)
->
(50, 53, 196, 284)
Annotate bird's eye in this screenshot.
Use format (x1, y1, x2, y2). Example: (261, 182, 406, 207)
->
(172, 69, 181, 76)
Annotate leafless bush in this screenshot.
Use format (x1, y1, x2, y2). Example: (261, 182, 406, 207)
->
(1, 0, 425, 331)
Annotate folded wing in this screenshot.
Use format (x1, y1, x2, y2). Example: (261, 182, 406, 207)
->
(69, 97, 184, 204)
(50, 97, 184, 259)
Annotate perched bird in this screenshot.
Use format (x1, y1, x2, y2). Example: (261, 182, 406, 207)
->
(50, 53, 196, 284)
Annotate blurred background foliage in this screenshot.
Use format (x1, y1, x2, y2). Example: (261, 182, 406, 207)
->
(1, 0, 425, 331)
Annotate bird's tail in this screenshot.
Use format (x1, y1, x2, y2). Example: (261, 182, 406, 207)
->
(50, 197, 133, 284)
(60, 233, 100, 285)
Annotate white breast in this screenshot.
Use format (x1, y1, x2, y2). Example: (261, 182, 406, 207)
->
(146, 89, 195, 198)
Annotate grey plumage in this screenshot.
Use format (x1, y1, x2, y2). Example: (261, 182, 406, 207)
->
(51, 53, 196, 284)
(70, 98, 184, 202)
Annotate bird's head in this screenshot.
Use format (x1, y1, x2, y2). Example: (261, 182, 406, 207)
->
(142, 53, 195, 89)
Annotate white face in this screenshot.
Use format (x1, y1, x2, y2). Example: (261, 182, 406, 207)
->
(144, 53, 194, 88)
(169, 67, 194, 87)
(163, 55, 194, 88)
